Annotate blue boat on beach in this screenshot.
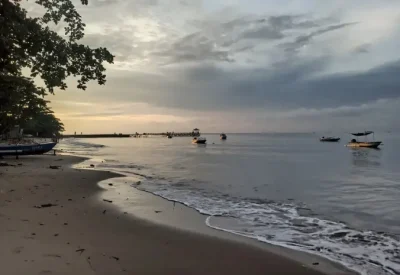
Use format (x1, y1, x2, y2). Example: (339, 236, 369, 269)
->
(0, 142, 57, 156)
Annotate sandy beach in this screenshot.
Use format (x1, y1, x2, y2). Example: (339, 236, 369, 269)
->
(0, 155, 353, 275)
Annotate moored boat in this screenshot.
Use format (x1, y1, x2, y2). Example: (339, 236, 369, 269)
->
(346, 131, 382, 149)
(0, 142, 57, 156)
(346, 140, 382, 148)
(220, 133, 227, 140)
(192, 137, 206, 144)
(320, 136, 340, 142)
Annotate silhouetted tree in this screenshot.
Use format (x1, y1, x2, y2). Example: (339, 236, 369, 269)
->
(0, 0, 113, 134)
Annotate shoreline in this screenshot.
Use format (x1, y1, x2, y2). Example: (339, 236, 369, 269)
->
(76, 155, 355, 275)
(0, 154, 355, 275)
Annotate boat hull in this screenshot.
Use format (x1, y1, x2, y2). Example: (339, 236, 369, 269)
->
(320, 138, 340, 142)
(346, 141, 382, 148)
(0, 142, 57, 156)
(192, 140, 206, 144)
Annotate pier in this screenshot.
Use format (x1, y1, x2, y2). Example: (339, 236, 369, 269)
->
(62, 133, 130, 138)
(142, 128, 201, 137)
(61, 128, 201, 138)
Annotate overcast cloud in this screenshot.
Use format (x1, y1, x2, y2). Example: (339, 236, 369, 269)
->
(24, 0, 400, 133)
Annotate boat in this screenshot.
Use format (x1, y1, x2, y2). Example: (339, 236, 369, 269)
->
(220, 133, 227, 140)
(0, 142, 57, 156)
(346, 131, 382, 148)
(320, 136, 340, 142)
(192, 137, 206, 144)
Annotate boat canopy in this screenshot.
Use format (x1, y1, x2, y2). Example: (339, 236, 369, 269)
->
(351, 131, 374, 136)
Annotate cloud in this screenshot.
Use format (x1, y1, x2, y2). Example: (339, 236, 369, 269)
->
(21, 0, 400, 132)
(282, 22, 357, 53)
(152, 32, 234, 64)
(353, 43, 370, 54)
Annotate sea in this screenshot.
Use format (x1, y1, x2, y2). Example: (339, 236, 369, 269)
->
(56, 133, 400, 275)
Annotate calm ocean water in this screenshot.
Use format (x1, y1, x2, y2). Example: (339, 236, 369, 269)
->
(57, 133, 400, 275)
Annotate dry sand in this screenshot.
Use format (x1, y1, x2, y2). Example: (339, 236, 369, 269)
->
(0, 155, 354, 275)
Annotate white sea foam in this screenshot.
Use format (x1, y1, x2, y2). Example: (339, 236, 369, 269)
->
(133, 179, 400, 275)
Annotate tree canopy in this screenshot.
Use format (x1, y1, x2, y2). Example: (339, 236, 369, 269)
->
(0, 0, 114, 136)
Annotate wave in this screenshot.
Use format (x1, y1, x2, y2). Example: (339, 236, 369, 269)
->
(133, 179, 400, 275)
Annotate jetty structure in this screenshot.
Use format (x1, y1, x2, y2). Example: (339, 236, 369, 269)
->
(147, 128, 201, 137)
(61, 128, 201, 138)
(62, 133, 130, 138)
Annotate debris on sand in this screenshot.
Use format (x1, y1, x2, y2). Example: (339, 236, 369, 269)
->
(102, 210, 107, 214)
(103, 199, 113, 203)
(49, 165, 61, 169)
(108, 183, 113, 186)
(111, 256, 120, 261)
(89, 164, 95, 168)
(34, 203, 58, 209)
(76, 248, 86, 255)
(0, 162, 15, 167)
(154, 210, 162, 213)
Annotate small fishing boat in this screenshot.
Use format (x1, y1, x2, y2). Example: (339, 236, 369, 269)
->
(346, 131, 382, 148)
(0, 142, 57, 156)
(220, 133, 227, 140)
(320, 136, 340, 142)
(192, 137, 206, 144)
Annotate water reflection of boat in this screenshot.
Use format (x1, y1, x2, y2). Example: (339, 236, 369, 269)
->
(350, 147, 382, 168)
(220, 133, 227, 140)
(192, 137, 206, 144)
(346, 131, 382, 148)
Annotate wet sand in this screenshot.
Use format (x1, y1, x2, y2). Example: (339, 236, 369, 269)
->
(0, 155, 353, 275)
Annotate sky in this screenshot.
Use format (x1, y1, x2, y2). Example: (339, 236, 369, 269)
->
(25, 0, 400, 134)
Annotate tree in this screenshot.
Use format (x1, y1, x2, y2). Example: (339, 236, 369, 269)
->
(23, 111, 64, 137)
(0, 0, 114, 134)
(0, 75, 49, 133)
(0, 0, 114, 92)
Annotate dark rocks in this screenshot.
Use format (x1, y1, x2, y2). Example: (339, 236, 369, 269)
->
(49, 165, 61, 169)
(312, 262, 319, 266)
(108, 183, 113, 186)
